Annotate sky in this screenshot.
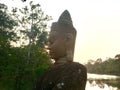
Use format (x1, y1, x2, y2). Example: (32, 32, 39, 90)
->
(1, 0, 120, 63)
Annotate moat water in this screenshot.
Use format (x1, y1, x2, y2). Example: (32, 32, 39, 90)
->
(86, 73, 120, 90)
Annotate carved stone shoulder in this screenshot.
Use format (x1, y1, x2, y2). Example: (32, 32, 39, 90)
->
(34, 62, 87, 90)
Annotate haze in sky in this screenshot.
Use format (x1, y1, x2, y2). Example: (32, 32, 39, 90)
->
(1, 0, 120, 63)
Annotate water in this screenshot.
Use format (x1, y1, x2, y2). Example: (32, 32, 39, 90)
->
(86, 73, 120, 90)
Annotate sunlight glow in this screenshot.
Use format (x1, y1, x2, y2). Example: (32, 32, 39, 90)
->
(1, 0, 120, 63)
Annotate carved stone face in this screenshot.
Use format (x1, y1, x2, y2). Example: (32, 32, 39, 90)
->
(48, 30, 66, 61)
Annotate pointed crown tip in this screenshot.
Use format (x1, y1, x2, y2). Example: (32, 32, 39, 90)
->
(58, 10, 73, 25)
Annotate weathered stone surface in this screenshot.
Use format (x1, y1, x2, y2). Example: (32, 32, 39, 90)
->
(34, 62, 87, 90)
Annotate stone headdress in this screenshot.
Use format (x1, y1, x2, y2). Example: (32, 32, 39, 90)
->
(58, 10, 73, 26)
(51, 10, 76, 34)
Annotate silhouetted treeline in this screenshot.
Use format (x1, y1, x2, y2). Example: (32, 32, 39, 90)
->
(85, 55, 120, 76)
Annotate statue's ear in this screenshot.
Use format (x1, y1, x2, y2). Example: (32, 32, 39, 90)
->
(65, 33, 73, 49)
(65, 33, 74, 61)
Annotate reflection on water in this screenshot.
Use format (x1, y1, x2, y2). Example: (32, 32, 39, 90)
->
(86, 73, 120, 90)
(86, 80, 119, 90)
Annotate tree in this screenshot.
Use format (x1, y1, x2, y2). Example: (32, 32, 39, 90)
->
(85, 56, 120, 75)
(0, 3, 18, 76)
(10, 2, 52, 89)
(115, 54, 120, 61)
(0, 3, 18, 60)
(0, 3, 18, 47)
(12, 1, 52, 64)
(95, 58, 102, 64)
(0, 2, 52, 90)
(0, 3, 20, 90)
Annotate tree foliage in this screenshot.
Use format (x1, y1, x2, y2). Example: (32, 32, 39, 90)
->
(0, 3, 18, 50)
(12, 1, 51, 47)
(12, 1, 52, 64)
(0, 3, 18, 63)
(0, 2, 52, 90)
(85, 55, 120, 76)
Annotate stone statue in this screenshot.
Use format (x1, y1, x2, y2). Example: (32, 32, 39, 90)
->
(33, 10, 87, 90)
